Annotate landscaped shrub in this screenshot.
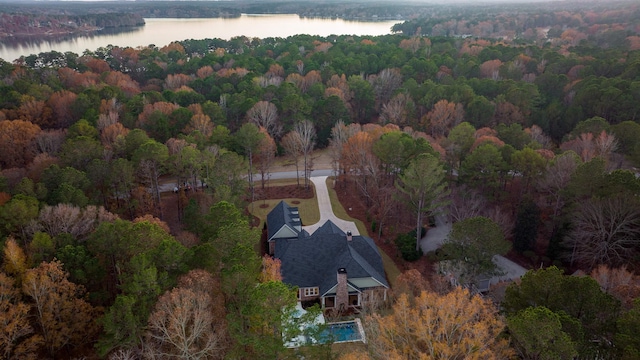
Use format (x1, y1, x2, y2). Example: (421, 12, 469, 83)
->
(395, 232, 423, 261)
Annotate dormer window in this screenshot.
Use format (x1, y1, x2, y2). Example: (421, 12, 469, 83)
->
(303, 287, 319, 297)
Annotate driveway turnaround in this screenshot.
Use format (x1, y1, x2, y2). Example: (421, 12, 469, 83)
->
(420, 213, 528, 288)
(302, 176, 360, 236)
(420, 214, 451, 254)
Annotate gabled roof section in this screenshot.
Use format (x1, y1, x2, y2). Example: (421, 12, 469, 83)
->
(275, 220, 389, 295)
(312, 220, 345, 236)
(267, 201, 301, 241)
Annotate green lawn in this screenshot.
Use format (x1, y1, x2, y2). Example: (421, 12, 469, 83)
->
(248, 183, 319, 230)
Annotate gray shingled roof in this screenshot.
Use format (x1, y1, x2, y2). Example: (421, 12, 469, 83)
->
(274, 220, 389, 295)
(267, 200, 301, 240)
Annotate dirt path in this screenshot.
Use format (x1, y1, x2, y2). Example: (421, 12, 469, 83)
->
(271, 148, 334, 173)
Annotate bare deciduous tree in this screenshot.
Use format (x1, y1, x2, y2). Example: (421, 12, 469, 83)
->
(328, 120, 350, 179)
(564, 196, 640, 269)
(35, 129, 66, 155)
(536, 152, 580, 217)
(368, 68, 402, 110)
(246, 101, 281, 139)
(294, 120, 316, 189)
(281, 131, 303, 187)
(561, 133, 596, 162)
(255, 128, 276, 189)
(485, 206, 514, 239)
(379, 93, 414, 126)
(29, 204, 117, 241)
(145, 270, 226, 359)
(526, 125, 552, 149)
(595, 130, 618, 163)
(448, 186, 486, 223)
(341, 131, 380, 205)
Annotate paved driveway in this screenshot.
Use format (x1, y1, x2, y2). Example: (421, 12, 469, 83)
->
(420, 214, 452, 254)
(419, 213, 528, 287)
(302, 176, 360, 236)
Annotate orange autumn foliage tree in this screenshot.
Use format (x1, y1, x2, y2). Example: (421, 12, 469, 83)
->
(259, 255, 282, 283)
(480, 59, 503, 80)
(341, 131, 376, 177)
(185, 113, 214, 137)
(137, 102, 181, 128)
(165, 73, 193, 91)
(2, 238, 28, 281)
(0, 272, 43, 360)
(103, 71, 140, 96)
(82, 57, 111, 74)
(197, 66, 214, 79)
(22, 260, 100, 357)
(492, 100, 525, 126)
(339, 351, 372, 360)
(18, 96, 51, 127)
(393, 269, 431, 299)
(365, 287, 513, 360)
(423, 99, 464, 138)
(100, 122, 129, 149)
(133, 214, 171, 234)
(47, 90, 77, 128)
(590, 265, 640, 310)
(0, 120, 41, 168)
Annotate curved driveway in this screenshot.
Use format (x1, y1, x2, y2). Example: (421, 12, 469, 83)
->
(301, 176, 360, 236)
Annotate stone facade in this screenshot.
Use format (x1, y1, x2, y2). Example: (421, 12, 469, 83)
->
(336, 268, 348, 311)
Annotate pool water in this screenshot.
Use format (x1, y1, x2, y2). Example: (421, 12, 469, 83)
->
(320, 320, 364, 343)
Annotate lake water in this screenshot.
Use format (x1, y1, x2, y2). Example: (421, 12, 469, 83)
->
(0, 14, 400, 62)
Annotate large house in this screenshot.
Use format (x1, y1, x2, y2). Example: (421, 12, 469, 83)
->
(266, 201, 389, 310)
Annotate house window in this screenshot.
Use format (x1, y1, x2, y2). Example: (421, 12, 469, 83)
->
(325, 296, 335, 308)
(349, 294, 359, 306)
(303, 287, 319, 297)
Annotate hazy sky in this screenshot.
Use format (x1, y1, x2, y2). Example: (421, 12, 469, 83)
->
(0, 0, 568, 4)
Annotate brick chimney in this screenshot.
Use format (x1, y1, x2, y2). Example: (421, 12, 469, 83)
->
(336, 268, 348, 311)
(346, 231, 352, 241)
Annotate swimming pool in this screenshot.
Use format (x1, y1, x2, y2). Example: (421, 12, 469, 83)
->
(321, 319, 366, 344)
(284, 311, 366, 348)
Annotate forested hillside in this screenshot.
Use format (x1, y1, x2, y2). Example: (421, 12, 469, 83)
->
(1, 1, 640, 359)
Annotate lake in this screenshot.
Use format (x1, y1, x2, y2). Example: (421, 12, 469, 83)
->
(0, 14, 400, 62)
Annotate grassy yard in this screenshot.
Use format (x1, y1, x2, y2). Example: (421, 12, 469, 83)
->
(248, 182, 319, 230)
(324, 178, 402, 288)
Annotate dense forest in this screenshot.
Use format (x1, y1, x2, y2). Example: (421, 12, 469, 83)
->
(1, 1, 640, 359)
(0, 13, 145, 38)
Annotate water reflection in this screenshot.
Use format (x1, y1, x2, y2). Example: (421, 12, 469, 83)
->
(0, 15, 399, 62)
(0, 27, 144, 51)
